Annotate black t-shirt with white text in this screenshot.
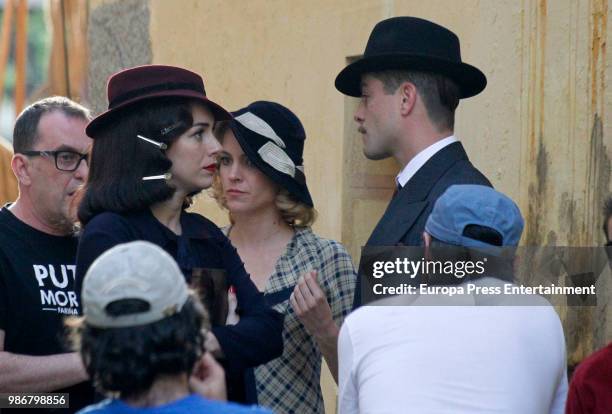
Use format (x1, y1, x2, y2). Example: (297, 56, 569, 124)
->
(0, 206, 93, 413)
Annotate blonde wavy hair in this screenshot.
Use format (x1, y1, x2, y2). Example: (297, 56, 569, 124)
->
(211, 121, 317, 228)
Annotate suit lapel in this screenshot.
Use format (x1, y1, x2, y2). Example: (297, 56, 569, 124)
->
(366, 198, 428, 245)
(367, 142, 469, 246)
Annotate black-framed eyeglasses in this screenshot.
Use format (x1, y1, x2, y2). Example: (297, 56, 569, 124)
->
(21, 150, 88, 172)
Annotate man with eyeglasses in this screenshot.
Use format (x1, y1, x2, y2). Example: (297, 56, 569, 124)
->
(0, 96, 94, 412)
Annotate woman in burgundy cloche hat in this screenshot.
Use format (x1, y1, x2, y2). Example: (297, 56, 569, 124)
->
(75, 65, 283, 404)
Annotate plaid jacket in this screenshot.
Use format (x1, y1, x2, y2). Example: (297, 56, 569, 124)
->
(253, 227, 356, 413)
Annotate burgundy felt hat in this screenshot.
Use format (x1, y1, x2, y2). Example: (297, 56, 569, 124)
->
(86, 65, 231, 137)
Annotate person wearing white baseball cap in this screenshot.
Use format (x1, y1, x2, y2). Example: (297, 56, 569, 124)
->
(70, 241, 273, 414)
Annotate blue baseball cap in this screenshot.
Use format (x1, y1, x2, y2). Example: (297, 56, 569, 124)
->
(425, 185, 524, 248)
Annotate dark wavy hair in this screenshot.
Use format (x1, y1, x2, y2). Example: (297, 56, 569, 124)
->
(67, 296, 208, 399)
(77, 97, 197, 225)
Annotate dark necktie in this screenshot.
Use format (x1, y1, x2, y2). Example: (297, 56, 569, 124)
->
(392, 182, 402, 199)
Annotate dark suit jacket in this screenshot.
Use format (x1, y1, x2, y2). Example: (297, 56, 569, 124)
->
(353, 141, 491, 308)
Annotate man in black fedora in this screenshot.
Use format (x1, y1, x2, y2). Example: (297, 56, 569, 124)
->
(335, 16, 492, 308)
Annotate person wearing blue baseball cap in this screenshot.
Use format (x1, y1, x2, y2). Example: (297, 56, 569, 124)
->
(337, 185, 568, 414)
(423, 184, 523, 249)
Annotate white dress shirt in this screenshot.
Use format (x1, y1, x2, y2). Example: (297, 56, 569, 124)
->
(396, 135, 459, 188)
(337, 280, 568, 414)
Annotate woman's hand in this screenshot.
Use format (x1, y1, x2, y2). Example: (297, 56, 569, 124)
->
(189, 352, 227, 401)
(204, 331, 224, 359)
(290, 270, 338, 339)
(291, 270, 341, 382)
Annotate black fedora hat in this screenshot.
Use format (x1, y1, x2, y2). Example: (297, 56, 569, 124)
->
(227, 101, 313, 207)
(335, 16, 487, 98)
(86, 65, 231, 137)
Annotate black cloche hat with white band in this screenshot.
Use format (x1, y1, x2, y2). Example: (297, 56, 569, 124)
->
(227, 101, 313, 207)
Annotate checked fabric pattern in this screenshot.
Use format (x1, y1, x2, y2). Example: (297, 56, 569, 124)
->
(254, 227, 356, 414)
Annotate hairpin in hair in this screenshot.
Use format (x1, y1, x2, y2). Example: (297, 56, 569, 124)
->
(137, 134, 168, 150)
(160, 122, 182, 136)
(142, 172, 172, 181)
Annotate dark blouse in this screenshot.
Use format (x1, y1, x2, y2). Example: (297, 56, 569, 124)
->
(75, 209, 284, 402)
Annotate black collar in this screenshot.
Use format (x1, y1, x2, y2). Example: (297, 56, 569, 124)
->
(126, 209, 214, 247)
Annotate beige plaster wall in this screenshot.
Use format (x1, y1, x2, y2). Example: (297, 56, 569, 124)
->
(146, 0, 610, 247)
(149, 0, 361, 238)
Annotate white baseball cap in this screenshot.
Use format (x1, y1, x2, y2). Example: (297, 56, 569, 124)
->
(82, 241, 189, 328)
